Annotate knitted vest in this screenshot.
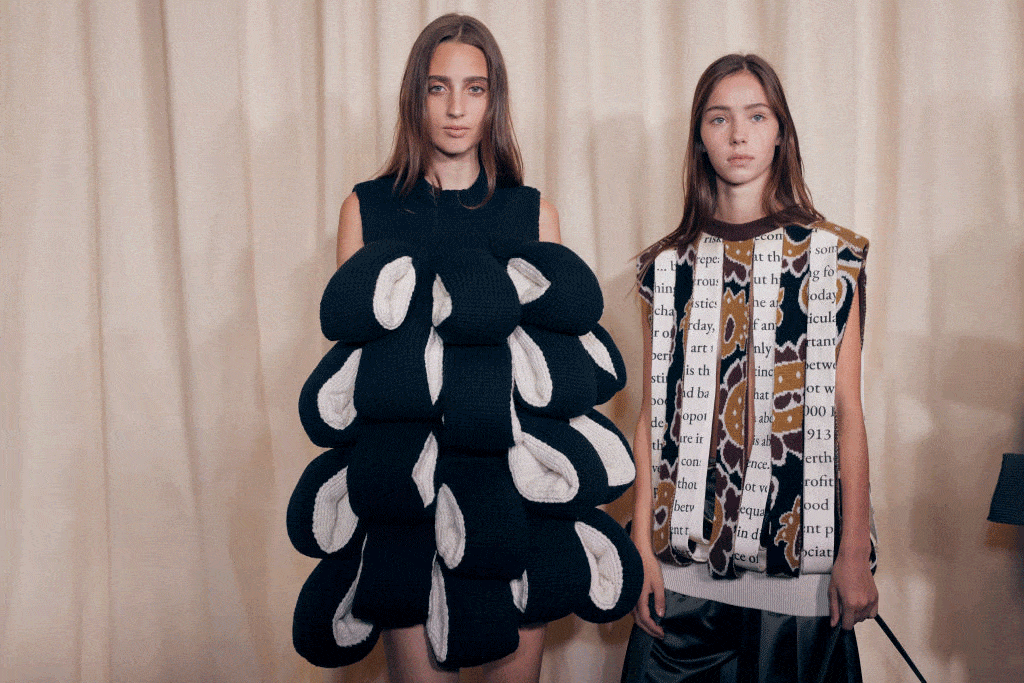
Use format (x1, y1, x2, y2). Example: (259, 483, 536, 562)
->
(641, 220, 876, 579)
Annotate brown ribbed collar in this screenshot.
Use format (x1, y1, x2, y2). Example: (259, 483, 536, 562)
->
(703, 216, 777, 241)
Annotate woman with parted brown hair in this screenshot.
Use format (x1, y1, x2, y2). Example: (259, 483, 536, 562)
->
(335, 15, 558, 682)
(623, 54, 878, 682)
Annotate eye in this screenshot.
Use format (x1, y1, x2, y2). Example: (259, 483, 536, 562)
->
(468, 85, 487, 95)
(752, 113, 766, 122)
(428, 83, 446, 94)
(709, 115, 726, 125)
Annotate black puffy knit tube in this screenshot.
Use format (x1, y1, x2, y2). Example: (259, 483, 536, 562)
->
(345, 421, 439, 523)
(298, 342, 362, 448)
(494, 240, 603, 335)
(351, 519, 436, 629)
(286, 446, 363, 558)
(320, 240, 419, 343)
(292, 542, 381, 668)
(509, 324, 596, 419)
(432, 248, 522, 345)
(580, 324, 628, 405)
(426, 560, 521, 669)
(434, 455, 528, 580)
(440, 344, 515, 451)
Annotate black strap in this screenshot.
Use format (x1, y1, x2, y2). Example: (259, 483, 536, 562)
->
(816, 615, 926, 683)
(874, 615, 928, 683)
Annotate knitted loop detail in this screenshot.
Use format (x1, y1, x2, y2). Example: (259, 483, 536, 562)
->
(579, 331, 616, 377)
(427, 560, 450, 662)
(506, 257, 550, 304)
(412, 432, 439, 506)
(508, 432, 579, 503)
(432, 276, 452, 327)
(425, 328, 444, 405)
(332, 550, 375, 646)
(312, 467, 359, 554)
(574, 521, 623, 610)
(569, 413, 634, 489)
(373, 256, 416, 330)
(510, 570, 528, 612)
(317, 349, 361, 430)
(508, 326, 552, 407)
(434, 484, 466, 570)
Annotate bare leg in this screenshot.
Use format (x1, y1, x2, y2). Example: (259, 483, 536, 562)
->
(382, 625, 458, 683)
(480, 624, 547, 683)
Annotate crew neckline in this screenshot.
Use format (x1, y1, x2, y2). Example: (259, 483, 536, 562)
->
(704, 215, 777, 241)
(412, 168, 489, 207)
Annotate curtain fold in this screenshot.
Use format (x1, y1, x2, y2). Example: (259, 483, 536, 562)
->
(3, 2, 1022, 682)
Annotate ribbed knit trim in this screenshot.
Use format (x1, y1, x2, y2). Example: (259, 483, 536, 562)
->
(703, 216, 777, 241)
(662, 562, 830, 617)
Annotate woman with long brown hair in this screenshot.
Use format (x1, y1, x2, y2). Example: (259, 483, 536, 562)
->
(336, 15, 557, 683)
(289, 12, 640, 683)
(623, 54, 878, 682)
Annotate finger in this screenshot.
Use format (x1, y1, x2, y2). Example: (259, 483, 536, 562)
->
(828, 585, 840, 628)
(633, 604, 664, 639)
(653, 584, 666, 619)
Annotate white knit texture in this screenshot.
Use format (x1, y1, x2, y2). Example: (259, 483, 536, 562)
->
(372, 255, 415, 330)
(317, 349, 361, 430)
(312, 467, 359, 554)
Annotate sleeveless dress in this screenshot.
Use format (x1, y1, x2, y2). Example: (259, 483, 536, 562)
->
(287, 172, 642, 669)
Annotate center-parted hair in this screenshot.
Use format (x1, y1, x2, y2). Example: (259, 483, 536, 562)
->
(638, 54, 822, 276)
(379, 13, 523, 204)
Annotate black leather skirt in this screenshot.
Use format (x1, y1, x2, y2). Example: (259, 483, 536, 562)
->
(620, 590, 862, 683)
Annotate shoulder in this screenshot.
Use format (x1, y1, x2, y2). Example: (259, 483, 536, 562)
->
(806, 220, 869, 258)
(538, 195, 561, 244)
(353, 175, 399, 206)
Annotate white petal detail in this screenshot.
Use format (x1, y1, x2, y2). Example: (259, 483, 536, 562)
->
(570, 414, 634, 487)
(317, 349, 361, 430)
(508, 432, 579, 503)
(507, 257, 550, 304)
(425, 328, 444, 404)
(427, 559, 449, 662)
(434, 484, 466, 570)
(579, 331, 616, 377)
(574, 521, 622, 610)
(432, 275, 452, 327)
(373, 256, 416, 330)
(332, 537, 375, 646)
(508, 326, 551, 407)
(412, 432, 439, 506)
(510, 570, 528, 612)
(312, 467, 359, 554)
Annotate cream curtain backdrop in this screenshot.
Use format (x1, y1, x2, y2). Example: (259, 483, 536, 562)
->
(2, 1, 1022, 682)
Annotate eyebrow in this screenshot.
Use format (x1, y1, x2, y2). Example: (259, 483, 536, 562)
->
(705, 103, 770, 113)
(427, 75, 489, 84)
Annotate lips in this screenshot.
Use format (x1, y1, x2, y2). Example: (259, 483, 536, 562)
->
(728, 155, 753, 163)
(444, 127, 471, 137)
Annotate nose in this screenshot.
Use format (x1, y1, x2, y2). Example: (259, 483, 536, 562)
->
(447, 91, 464, 118)
(730, 120, 747, 144)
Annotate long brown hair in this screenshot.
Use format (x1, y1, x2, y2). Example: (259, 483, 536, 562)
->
(638, 54, 822, 275)
(379, 13, 523, 204)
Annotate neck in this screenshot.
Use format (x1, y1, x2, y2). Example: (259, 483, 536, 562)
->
(713, 180, 769, 224)
(425, 153, 481, 191)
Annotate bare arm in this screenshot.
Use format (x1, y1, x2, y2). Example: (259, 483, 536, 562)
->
(538, 197, 562, 244)
(828, 286, 879, 629)
(336, 191, 364, 268)
(630, 298, 666, 638)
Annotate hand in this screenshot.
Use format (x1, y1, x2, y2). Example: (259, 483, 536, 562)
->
(828, 550, 878, 630)
(631, 546, 666, 639)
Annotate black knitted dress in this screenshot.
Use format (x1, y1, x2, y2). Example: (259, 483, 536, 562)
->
(288, 171, 642, 669)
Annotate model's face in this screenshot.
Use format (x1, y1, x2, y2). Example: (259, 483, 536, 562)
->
(425, 41, 489, 162)
(699, 71, 780, 192)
